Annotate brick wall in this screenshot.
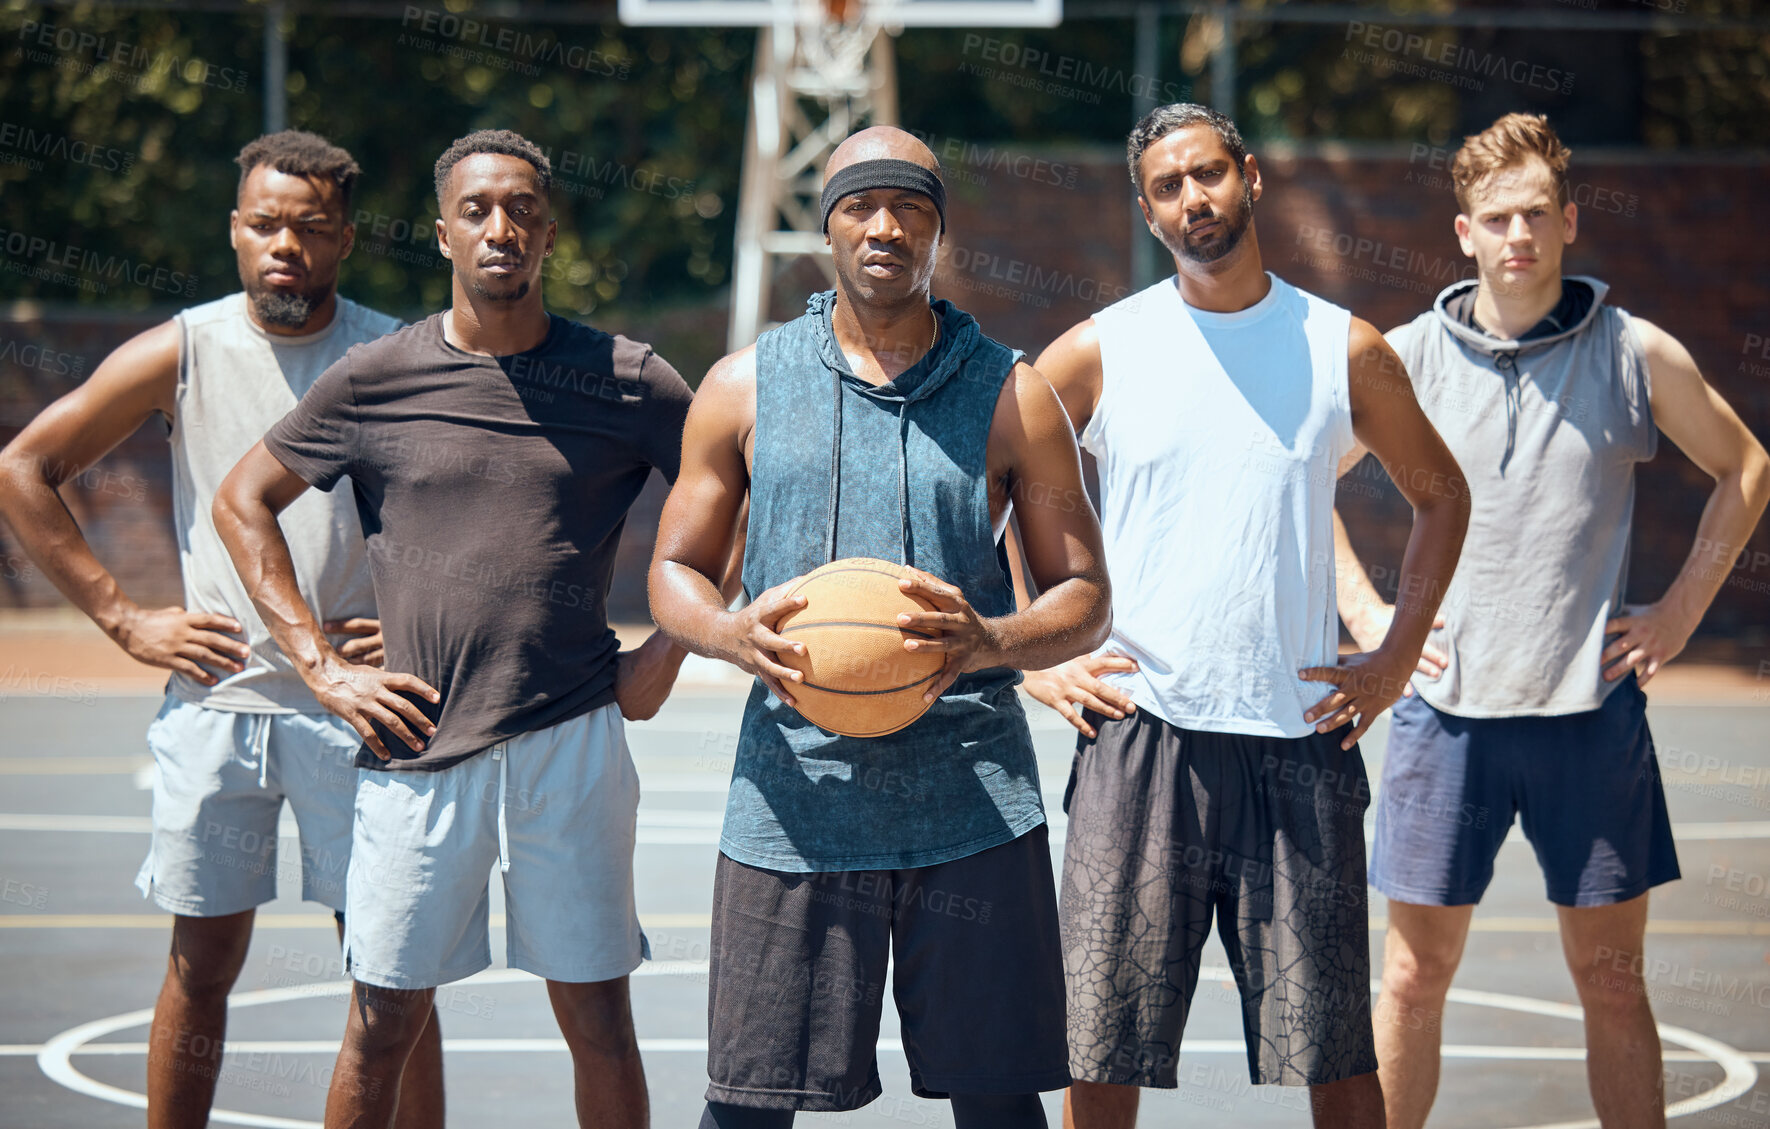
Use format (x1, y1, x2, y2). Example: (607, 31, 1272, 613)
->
(0, 306, 710, 622)
(932, 146, 1770, 663)
(4, 147, 1767, 667)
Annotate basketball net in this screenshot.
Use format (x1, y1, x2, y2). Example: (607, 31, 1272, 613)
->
(793, 0, 879, 95)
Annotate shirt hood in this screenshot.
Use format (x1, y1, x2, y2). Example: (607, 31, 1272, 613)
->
(808, 289, 982, 405)
(1430, 275, 1609, 357)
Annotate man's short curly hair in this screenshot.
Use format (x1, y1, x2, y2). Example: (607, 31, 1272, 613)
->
(433, 129, 552, 207)
(1126, 103, 1248, 196)
(1450, 112, 1572, 213)
(235, 130, 361, 211)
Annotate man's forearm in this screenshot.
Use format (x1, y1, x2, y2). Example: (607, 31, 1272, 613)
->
(651, 560, 739, 663)
(1332, 508, 1387, 641)
(982, 572, 1110, 672)
(1383, 497, 1466, 659)
(0, 454, 137, 636)
(1664, 469, 1770, 630)
(635, 530, 748, 667)
(214, 492, 330, 676)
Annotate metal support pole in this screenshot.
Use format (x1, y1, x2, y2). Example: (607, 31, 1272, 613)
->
(870, 27, 898, 128)
(1130, 2, 1159, 289)
(730, 26, 783, 352)
(726, 0, 895, 351)
(263, 0, 288, 134)
(1211, 0, 1234, 117)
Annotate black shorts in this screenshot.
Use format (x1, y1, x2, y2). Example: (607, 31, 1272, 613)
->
(705, 824, 1070, 1110)
(1060, 708, 1377, 1087)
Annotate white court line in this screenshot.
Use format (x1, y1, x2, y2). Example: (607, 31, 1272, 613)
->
(5, 813, 1770, 841)
(33, 965, 1759, 1129)
(0, 812, 726, 843)
(1445, 985, 1758, 1129)
(8, 1040, 1770, 1062)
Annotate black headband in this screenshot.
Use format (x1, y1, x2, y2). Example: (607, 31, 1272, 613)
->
(820, 158, 946, 235)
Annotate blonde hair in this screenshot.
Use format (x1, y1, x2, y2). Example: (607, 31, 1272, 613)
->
(1450, 112, 1572, 213)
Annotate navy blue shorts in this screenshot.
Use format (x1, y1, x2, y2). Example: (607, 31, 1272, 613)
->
(1368, 674, 1680, 908)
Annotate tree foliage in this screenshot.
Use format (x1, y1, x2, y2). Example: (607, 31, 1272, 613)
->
(0, 2, 750, 319)
(1, 0, 1764, 319)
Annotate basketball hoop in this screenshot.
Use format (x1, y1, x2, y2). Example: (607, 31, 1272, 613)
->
(787, 0, 878, 98)
(617, 0, 1060, 349)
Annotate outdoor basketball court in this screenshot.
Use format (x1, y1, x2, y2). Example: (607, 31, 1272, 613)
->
(2, 653, 1767, 1128)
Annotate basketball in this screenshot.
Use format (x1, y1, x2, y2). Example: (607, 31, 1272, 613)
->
(775, 557, 948, 737)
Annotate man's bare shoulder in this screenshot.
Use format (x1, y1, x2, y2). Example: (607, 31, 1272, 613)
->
(1031, 318, 1102, 434)
(1000, 359, 1057, 404)
(1624, 315, 1680, 361)
(1347, 315, 1388, 358)
(115, 318, 182, 375)
(700, 345, 757, 392)
(991, 360, 1078, 449)
(689, 345, 758, 433)
(1037, 317, 1101, 369)
(697, 343, 756, 392)
(0, 319, 181, 468)
(92, 318, 182, 414)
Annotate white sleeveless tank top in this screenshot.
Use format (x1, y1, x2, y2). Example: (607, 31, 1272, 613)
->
(168, 292, 400, 712)
(1083, 273, 1355, 738)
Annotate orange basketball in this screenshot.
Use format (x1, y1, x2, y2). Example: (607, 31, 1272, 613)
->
(775, 557, 947, 738)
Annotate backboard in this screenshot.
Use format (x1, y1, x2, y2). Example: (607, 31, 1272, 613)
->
(617, 0, 1061, 28)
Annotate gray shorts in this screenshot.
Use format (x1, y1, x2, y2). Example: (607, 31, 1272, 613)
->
(135, 695, 360, 915)
(705, 824, 1070, 1110)
(1060, 708, 1377, 1088)
(343, 703, 647, 990)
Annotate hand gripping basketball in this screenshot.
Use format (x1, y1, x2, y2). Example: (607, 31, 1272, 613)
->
(771, 558, 956, 738)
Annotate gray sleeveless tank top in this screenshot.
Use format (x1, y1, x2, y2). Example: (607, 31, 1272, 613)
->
(721, 291, 1046, 872)
(1387, 278, 1655, 716)
(168, 292, 399, 712)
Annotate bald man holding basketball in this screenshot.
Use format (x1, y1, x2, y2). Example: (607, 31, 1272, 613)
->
(650, 127, 1111, 1128)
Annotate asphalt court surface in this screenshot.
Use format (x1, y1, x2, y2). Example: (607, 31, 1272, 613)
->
(2, 683, 1768, 1128)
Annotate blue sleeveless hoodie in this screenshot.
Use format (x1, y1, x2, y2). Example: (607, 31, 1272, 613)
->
(722, 290, 1046, 872)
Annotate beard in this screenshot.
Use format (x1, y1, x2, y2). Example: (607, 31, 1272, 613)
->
(1162, 182, 1254, 266)
(245, 279, 327, 329)
(465, 260, 531, 303)
(468, 276, 531, 303)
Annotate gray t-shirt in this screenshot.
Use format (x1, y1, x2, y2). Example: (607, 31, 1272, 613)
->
(170, 292, 399, 713)
(264, 313, 691, 770)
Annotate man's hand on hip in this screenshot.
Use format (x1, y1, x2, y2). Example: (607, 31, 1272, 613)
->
(325, 618, 385, 668)
(1023, 652, 1139, 738)
(113, 605, 249, 686)
(614, 630, 687, 722)
(1299, 647, 1418, 750)
(309, 654, 440, 761)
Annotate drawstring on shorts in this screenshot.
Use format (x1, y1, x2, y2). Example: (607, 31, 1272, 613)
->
(249, 714, 272, 790)
(492, 743, 511, 874)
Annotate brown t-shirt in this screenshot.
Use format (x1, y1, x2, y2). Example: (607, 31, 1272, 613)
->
(264, 313, 690, 771)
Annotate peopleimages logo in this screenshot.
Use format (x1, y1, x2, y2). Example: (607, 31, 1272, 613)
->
(14, 19, 249, 93)
(1343, 22, 1575, 96)
(0, 227, 199, 298)
(0, 336, 86, 377)
(0, 122, 134, 174)
(958, 34, 1184, 103)
(398, 6, 630, 79)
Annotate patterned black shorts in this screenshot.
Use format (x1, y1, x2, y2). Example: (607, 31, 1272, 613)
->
(1059, 708, 1378, 1087)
